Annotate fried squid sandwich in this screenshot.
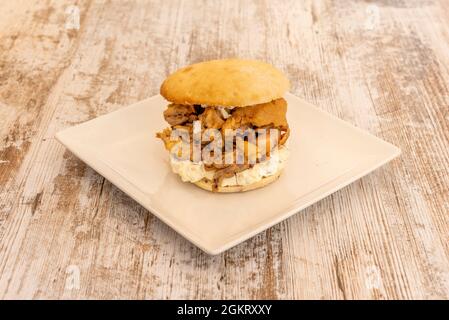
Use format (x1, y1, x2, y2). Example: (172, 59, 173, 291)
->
(156, 59, 290, 193)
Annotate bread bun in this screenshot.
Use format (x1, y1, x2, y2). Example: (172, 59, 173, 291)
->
(193, 169, 283, 193)
(160, 59, 289, 107)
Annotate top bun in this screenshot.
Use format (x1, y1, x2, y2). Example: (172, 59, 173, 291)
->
(160, 59, 290, 107)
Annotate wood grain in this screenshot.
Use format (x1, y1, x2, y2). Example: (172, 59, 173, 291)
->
(0, 0, 448, 299)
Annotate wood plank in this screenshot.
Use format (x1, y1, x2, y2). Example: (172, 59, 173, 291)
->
(0, 0, 448, 299)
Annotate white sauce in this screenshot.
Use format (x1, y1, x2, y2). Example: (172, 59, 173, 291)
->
(169, 146, 289, 186)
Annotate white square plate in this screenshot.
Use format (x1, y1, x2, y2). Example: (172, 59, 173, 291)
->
(56, 93, 400, 254)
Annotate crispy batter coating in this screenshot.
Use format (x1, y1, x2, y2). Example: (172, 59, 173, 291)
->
(199, 108, 225, 129)
(163, 104, 197, 126)
(156, 98, 290, 181)
(221, 98, 288, 131)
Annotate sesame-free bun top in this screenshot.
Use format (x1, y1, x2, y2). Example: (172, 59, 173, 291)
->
(160, 59, 290, 107)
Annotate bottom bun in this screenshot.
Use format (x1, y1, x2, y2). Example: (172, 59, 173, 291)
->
(193, 170, 283, 193)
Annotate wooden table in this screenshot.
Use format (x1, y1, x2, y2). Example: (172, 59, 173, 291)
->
(1, 0, 448, 300)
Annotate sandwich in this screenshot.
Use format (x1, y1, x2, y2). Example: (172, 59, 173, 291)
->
(156, 59, 290, 192)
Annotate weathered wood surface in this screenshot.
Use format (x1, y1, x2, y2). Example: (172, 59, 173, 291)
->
(0, 0, 448, 299)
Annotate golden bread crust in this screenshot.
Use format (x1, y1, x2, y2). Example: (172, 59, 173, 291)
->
(160, 59, 289, 107)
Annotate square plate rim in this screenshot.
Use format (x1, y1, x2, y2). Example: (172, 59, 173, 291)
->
(56, 93, 401, 255)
